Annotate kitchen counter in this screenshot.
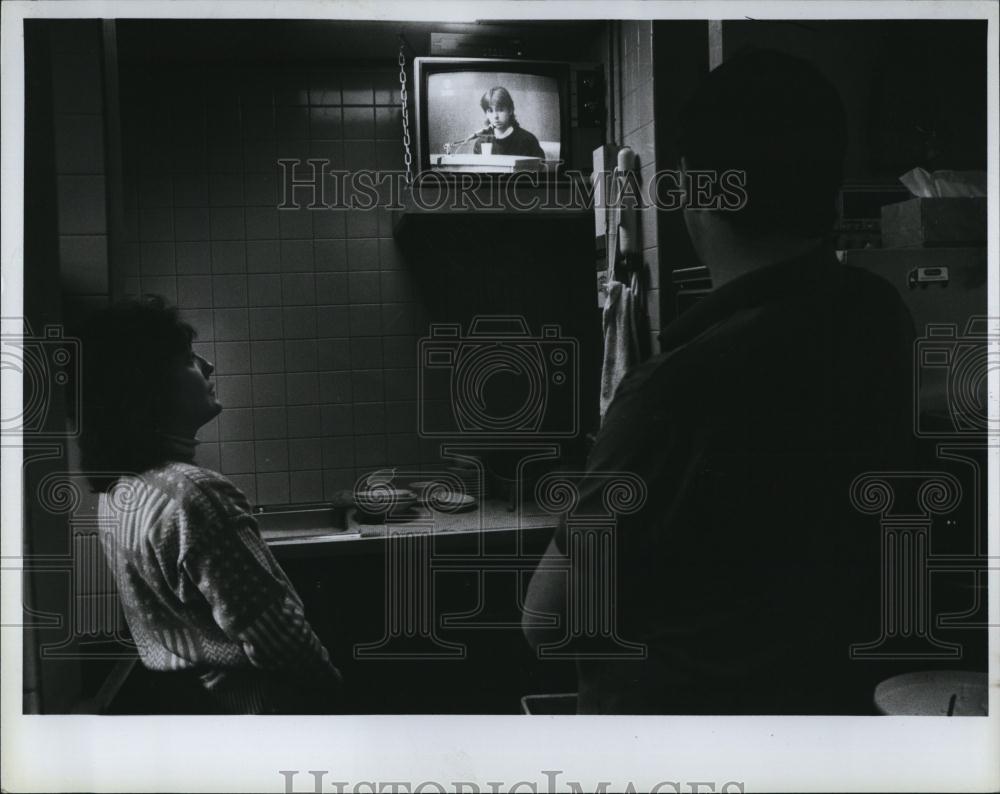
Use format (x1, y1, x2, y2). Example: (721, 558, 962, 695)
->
(263, 498, 560, 558)
(260, 498, 572, 712)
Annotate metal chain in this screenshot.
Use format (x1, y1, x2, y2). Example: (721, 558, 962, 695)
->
(398, 43, 413, 186)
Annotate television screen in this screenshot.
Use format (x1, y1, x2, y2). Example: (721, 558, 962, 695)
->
(424, 70, 562, 174)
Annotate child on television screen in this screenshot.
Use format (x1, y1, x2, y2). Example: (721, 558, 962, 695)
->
(473, 86, 546, 159)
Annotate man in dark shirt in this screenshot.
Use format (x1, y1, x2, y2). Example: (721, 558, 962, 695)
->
(523, 50, 916, 714)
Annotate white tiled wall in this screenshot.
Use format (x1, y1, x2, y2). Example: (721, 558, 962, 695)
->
(116, 65, 428, 506)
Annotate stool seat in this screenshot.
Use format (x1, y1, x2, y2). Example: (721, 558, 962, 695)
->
(874, 670, 987, 716)
(521, 693, 578, 715)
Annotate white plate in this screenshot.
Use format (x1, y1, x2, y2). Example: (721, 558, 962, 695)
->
(430, 493, 478, 512)
(409, 482, 478, 511)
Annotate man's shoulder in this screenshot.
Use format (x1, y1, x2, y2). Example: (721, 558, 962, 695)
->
(604, 346, 702, 422)
(607, 262, 913, 416)
(838, 262, 912, 315)
(794, 260, 916, 349)
(736, 259, 913, 346)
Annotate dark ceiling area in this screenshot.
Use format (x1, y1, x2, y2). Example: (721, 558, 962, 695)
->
(116, 19, 606, 64)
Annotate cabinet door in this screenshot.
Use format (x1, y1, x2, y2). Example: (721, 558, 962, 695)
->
(846, 247, 988, 435)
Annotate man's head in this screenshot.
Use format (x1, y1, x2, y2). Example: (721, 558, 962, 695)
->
(677, 49, 847, 241)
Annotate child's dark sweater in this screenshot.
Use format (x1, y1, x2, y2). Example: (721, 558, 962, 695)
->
(475, 126, 546, 158)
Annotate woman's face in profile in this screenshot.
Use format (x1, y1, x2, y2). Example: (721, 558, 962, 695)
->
(161, 350, 222, 434)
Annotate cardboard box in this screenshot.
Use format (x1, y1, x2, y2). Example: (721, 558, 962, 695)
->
(881, 197, 986, 248)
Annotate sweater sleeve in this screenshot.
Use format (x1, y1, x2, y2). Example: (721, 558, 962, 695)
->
(175, 476, 340, 680)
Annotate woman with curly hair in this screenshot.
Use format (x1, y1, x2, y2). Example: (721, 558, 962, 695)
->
(79, 296, 341, 713)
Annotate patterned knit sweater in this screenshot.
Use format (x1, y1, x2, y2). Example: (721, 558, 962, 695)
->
(97, 458, 340, 713)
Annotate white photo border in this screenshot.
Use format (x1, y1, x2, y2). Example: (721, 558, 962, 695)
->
(2, 1, 997, 792)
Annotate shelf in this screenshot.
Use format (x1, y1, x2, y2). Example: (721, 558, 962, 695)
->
(392, 183, 592, 241)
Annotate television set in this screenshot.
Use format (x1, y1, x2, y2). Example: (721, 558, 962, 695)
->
(412, 57, 602, 181)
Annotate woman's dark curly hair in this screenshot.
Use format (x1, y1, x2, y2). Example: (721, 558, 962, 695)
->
(78, 296, 196, 492)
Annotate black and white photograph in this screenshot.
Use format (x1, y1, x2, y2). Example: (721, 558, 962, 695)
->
(1, 2, 997, 792)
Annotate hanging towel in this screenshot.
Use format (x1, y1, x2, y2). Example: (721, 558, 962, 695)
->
(599, 146, 646, 424)
(600, 269, 643, 422)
